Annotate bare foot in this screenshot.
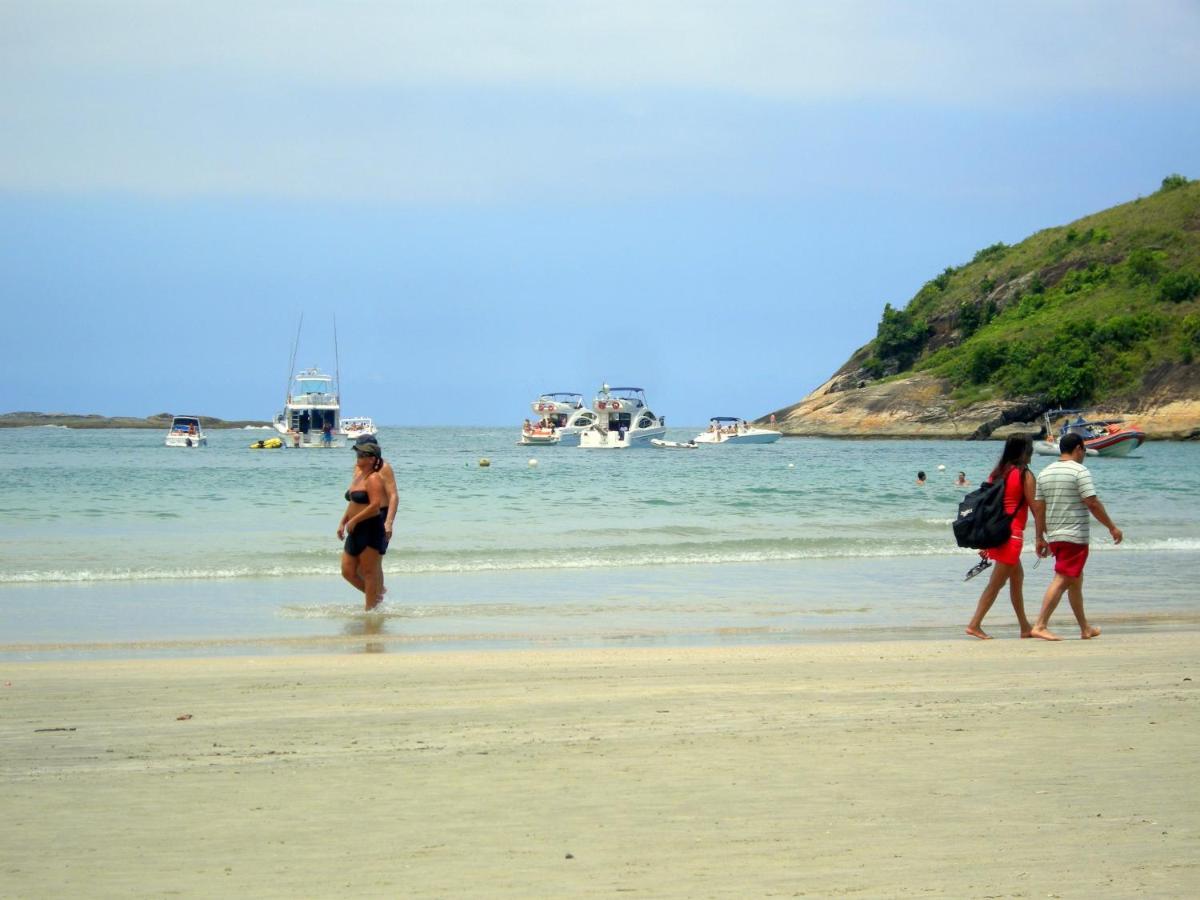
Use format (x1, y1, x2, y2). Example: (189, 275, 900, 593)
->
(1030, 626, 1062, 642)
(1081, 625, 1101, 640)
(1020, 630, 1034, 639)
(965, 626, 993, 640)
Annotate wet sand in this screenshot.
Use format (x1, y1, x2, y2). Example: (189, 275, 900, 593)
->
(3, 634, 1198, 897)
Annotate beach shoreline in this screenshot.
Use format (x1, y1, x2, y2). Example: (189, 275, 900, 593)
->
(4, 634, 1197, 896)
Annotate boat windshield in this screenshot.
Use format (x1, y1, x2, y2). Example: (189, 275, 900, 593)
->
(297, 377, 331, 395)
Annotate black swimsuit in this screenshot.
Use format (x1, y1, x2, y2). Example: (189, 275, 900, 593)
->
(344, 487, 386, 556)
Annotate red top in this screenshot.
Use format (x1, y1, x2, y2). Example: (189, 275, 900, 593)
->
(999, 465, 1028, 538)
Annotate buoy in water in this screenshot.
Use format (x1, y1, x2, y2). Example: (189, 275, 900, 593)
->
(787, 463, 795, 468)
(528, 459, 538, 467)
(937, 464, 946, 471)
(479, 458, 491, 467)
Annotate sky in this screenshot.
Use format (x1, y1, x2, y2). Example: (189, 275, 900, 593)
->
(2, 1, 1199, 426)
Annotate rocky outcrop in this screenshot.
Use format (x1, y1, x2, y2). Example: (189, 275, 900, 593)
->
(761, 366, 1200, 440)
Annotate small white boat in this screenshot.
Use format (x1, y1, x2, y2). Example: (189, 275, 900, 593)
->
(693, 417, 781, 445)
(578, 385, 667, 449)
(273, 366, 343, 448)
(164, 415, 206, 448)
(518, 393, 597, 446)
(342, 417, 378, 440)
(650, 438, 698, 450)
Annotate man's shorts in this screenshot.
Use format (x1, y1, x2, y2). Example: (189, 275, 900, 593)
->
(986, 536, 1023, 567)
(1049, 541, 1089, 578)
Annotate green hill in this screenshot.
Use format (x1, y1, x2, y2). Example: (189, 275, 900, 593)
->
(853, 174, 1200, 410)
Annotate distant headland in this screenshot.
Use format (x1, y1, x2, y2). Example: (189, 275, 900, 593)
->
(760, 177, 1200, 439)
(1, 412, 271, 430)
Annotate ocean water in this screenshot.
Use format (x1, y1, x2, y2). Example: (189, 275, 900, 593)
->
(1, 426, 1197, 659)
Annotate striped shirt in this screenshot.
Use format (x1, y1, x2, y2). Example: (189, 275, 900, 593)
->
(1035, 460, 1097, 543)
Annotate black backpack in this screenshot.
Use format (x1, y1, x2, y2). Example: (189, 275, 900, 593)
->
(953, 470, 1023, 549)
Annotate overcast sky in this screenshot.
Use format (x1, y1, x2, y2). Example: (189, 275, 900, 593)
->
(3, 1, 1198, 425)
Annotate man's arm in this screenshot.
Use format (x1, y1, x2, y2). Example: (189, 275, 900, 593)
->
(1033, 498, 1049, 556)
(384, 468, 399, 536)
(1083, 495, 1122, 544)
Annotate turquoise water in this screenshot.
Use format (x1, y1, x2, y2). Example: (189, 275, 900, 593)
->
(1, 426, 1197, 658)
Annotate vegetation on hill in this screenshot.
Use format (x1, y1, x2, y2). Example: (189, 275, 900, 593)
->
(857, 175, 1200, 409)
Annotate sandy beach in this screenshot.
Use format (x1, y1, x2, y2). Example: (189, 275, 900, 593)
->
(3, 634, 1198, 897)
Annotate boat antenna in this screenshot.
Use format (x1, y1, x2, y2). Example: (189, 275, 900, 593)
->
(333, 314, 341, 403)
(284, 313, 303, 405)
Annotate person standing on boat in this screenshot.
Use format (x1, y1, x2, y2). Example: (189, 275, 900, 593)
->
(1030, 432, 1123, 640)
(322, 420, 333, 447)
(966, 435, 1039, 640)
(338, 442, 388, 611)
(353, 434, 399, 594)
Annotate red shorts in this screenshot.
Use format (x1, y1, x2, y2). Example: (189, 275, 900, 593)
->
(986, 537, 1023, 567)
(1049, 541, 1089, 578)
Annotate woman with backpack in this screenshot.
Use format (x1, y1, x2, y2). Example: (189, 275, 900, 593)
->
(965, 435, 1039, 639)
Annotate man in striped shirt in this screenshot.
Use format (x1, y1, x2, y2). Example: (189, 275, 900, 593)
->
(1031, 432, 1124, 640)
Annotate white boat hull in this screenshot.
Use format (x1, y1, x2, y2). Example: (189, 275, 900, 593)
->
(578, 426, 666, 449)
(272, 421, 344, 448)
(1035, 439, 1099, 457)
(694, 430, 781, 445)
(519, 426, 587, 447)
(164, 434, 206, 448)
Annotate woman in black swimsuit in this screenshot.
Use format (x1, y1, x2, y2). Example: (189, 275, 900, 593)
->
(338, 441, 387, 610)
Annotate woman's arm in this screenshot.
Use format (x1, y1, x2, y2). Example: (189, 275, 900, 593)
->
(1026, 470, 1049, 555)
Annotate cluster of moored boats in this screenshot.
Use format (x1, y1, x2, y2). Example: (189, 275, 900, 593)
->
(161, 331, 1144, 460)
(518, 385, 781, 449)
(164, 364, 377, 449)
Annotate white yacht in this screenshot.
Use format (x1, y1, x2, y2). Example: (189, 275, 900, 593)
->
(693, 417, 781, 445)
(342, 417, 378, 440)
(518, 392, 597, 446)
(577, 385, 667, 449)
(273, 367, 343, 448)
(164, 415, 206, 448)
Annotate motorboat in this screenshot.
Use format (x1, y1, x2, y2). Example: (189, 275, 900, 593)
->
(693, 417, 781, 445)
(164, 415, 206, 448)
(342, 417, 378, 440)
(518, 392, 597, 446)
(650, 438, 698, 450)
(273, 366, 343, 448)
(1034, 409, 1144, 458)
(577, 385, 667, 449)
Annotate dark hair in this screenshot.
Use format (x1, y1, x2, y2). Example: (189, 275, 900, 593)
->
(1059, 432, 1085, 455)
(989, 434, 1032, 482)
(917, 471, 926, 480)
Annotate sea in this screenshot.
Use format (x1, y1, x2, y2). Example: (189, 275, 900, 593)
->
(2, 425, 1197, 660)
